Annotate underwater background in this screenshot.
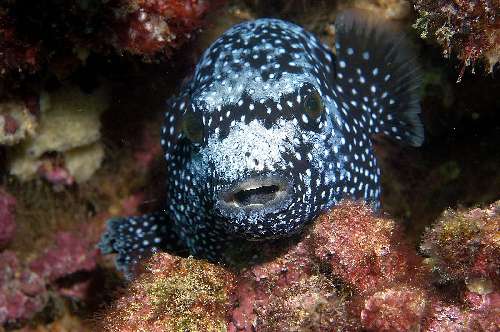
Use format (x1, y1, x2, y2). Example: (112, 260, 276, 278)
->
(0, 0, 498, 331)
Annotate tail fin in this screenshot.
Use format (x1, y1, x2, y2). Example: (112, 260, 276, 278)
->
(334, 9, 424, 146)
(99, 212, 184, 278)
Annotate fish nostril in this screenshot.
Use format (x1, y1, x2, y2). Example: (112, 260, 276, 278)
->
(229, 185, 281, 207)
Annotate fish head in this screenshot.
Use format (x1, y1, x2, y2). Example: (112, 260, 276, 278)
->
(178, 80, 336, 240)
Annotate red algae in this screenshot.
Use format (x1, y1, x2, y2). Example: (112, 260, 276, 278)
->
(412, 0, 500, 79)
(113, 0, 212, 56)
(360, 285, 428, 331)
(421, 201, 499, 284)
(0, 0, 217, 90)
(0, 251, 47, 325)
(308, 201, 427, 295)
(0, 188, 16, 248)
(0, 229, 99, 326)
(423, 299, 500, 332)
(0, 3, 498, 331)
(29, 232, 98, 283)
(100, 253, 234, 332)
(98, 201, 499, 331)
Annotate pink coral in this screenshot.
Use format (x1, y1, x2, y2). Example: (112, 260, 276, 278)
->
(228, 201, 431, 331)
(0, 188, 16, 248)
(229, 241, 335, 331)
(36, 160, 75, 187)
(424, 299, 500, 332)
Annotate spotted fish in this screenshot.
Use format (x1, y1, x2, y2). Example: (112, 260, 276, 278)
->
(100, 10, 423, 275)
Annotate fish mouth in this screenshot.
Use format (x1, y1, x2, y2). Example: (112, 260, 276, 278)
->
(226, 184, 283, 208)
(219, 175, 292, 212)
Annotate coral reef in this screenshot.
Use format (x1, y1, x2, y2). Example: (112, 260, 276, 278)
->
(98, 201, 499, 331)
(29, 231, 99, 283)
(359, 286, 428, 331)
(0, 1, 498, 330)
(424, 300, 500, 331)
(0, 0, 215, 90)
(348, 0, 411, 20)
(100, 254, 234, 332)
(0, 155, 149, 330)
(421, 201, 499, 285)
(7, 85, 108, 185)
(0, 189, 16, 249)
(0, 7, 40, 78)
(412, 0, 500, 79)
(0, 251, 47, 326)
(0, 99, 38, 146)
(307, 201, 426, 295)
(112, 0, 212, 56)
(230, 252, 360, 331)
(0, 230, 98, 326)
(0, 5, 231, 324)
(229, 201, 430, 331)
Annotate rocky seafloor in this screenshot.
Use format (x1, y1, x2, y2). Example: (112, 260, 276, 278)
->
(0, 0, 499, 331)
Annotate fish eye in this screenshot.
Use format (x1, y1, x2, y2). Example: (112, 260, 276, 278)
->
(182, 110, 204, 144)
(303, 89, 323, 120)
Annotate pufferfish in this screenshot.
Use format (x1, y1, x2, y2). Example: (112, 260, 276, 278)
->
(100, 10, 424, 274)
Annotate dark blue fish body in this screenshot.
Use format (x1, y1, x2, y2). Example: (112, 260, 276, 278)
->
(100, 11, 423, 274)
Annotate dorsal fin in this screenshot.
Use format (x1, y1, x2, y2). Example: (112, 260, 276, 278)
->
(334, 9, 424, 146)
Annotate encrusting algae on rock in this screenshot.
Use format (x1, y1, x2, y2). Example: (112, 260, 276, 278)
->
(0, 228, 99, 326)
(412, 0, 500, 79)
(0, 188, 16, 249)
(0, 0, 215, 83)
(421, 201, 500, 286)
(98, 201, 500, 331)
(100, 254, 234, 332)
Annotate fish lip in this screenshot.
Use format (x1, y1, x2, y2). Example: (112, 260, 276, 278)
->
(217, 174, 293, 215)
